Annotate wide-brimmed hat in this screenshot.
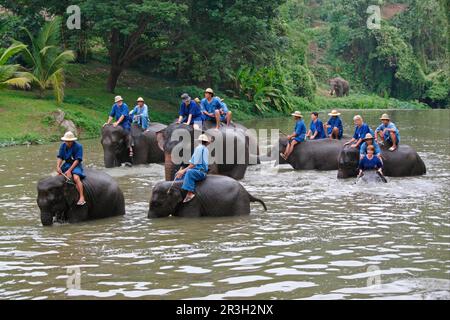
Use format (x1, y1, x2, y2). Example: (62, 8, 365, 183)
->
(291, 111, 303, 118)
(136, 97, 144, 102)
(181, 93, 191, 101)
(61, 131, 77, 142)
(205, 88, 214, 95)
(380, 113, 390, 120)
(198, 134, 210, 143)
(328, 109, 341, 116)
(115, 95, 123, 103)
(363, 133, 374, 140)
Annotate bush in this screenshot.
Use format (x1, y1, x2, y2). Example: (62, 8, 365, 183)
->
(290, 65, 317, 101)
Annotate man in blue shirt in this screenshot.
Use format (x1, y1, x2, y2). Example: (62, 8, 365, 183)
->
(375, 113, 400, 152)
(175, 134, 210, 203)
(56, 131, 86, 206)
(345, 115, 372, 149)
(177, 93, 203, 129)
(307, 112, 326, 140)
(129, 97, 150, 131)
(360, 133, 381, 159)
(358, 145, 384, 176)
(280, 111, 306, 160)
(325, 109, 343, 140)
(201, 88, 227, 129)
(218, 97, 233, 126)
(104, 95, 133, 156)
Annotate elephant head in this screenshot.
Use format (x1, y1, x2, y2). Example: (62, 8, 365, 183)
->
(101, 125, 130, 168)
(148, 181, 184, 218)
(337, 146, 359, 179)
(36, 176, 87, 226)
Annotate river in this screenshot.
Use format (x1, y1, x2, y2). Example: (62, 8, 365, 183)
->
(0, 109, 449, 300)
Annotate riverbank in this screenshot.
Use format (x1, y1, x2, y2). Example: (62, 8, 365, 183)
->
(0, 61, 429, 147)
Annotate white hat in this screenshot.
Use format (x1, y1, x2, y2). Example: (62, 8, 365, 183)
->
(363, 133, 374, 140)
(328, 109, 341, 116)
(380, 113, 390, 120)
(115, 95, 123, 103)
(291, 111, 303, 118)
(205, 88, 214, 95)
(198, 134, 210, 143)
(61, 131, 78, 142)
(136, 97, 144, 102)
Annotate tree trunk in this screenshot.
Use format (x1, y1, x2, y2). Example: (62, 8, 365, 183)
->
(106, 65, 123, 93)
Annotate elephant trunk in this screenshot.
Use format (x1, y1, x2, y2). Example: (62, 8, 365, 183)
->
(40, 211, 54, 226)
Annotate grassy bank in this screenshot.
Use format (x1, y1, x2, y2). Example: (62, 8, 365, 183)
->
(0, 61, 428, 146)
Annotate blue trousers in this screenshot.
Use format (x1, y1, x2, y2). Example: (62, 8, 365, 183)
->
(181, 169, 207, 193)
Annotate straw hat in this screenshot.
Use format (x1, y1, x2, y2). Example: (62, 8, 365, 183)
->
(198, 134, 210, 143)
(205, 88, 214, 95)
(363, 133, 374, 141)
(328, 109, 341, 116)
(291, 111, 303, 118)
(380, 113, 390, 120)
(61, 131, 78, 142)
(115, 95, 123, 103)
(136, 97, 145, 102)
(181, 93, 191, 101)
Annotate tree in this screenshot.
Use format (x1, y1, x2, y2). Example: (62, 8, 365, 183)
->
(19, 17, 75, 103)
(79, 0, 187, 93)
(0, 42, 31, 89)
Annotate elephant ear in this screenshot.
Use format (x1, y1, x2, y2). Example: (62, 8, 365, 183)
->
(63, 182, 78, 207)
(156, 131, 166, 152)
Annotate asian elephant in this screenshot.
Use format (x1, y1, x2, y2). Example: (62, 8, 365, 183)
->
(101, 123, 166, 168)
(276, 136, 351, 170)
(337, 145, 426, 179)
(156, 121, 256, 181)
(37, 169, 125, 226)
(148, 175, 267, 218)
(329, 77, 350, 97)
(357, 171, 387, 184)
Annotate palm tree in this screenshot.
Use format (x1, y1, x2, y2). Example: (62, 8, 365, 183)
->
(0, 42, 31, 89)
(19, 17, 75, 103)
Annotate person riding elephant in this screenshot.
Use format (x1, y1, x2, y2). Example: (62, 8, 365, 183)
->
(129, 97, 150, 132)
(103, 95, 133, 158)
(329, 77, 350, 97)
(360, 133, 382, 159)
(156, 122, 251, 181)
(177, 93, 203, 129)
(375, 113, 400, 152)
(345, 115, 373, 149)
(325, 109, 344, 140)
(148, 175, 267, 218)
(56, 131, 86, 206)
(338, 143, 426, 179)
(307, 112, 326, 140)
(101, 122, 166, 168)
(201, 88, 232, 129)
(37, 169, 125, 226)
(280, 111, 307, 161)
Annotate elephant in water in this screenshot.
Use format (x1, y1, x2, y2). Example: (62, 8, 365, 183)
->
(275, 136, 350, 170)
(156, 121, 258, 181)
(148, 175, 267, 218)
(357, 171, 388, 184)
(101, 123, 166, 168)
(37, 169, 125, 226)
(338, 145, 426, 179)
(329, 77, 350, 97)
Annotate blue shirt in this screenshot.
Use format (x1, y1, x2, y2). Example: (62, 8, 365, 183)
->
(130, 104, 149, 129)
(294, 119, 307, 141)
(376, 122, 400, 143)
(109, 103, 131, 131)
(327, 116, 343, 135)
(359, 155, 383, 171)
(190, 144, 209, 172)
(179, 101, 203, 119)
(309, 119, 326, 139)
(353, 123, 372, 141)
(360, 140, 381, 156)
(57, 142, 83, 164)
(201, 97, 222, 114)
(220, 101, 229, 114)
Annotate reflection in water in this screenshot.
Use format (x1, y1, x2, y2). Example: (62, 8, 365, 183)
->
(0, 110, 449, 299)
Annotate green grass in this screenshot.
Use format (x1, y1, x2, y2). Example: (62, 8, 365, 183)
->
(0, 61, 429, 146)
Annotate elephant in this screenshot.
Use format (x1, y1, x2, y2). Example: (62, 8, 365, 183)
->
(357, 170, 388, 184)
(101, 122, 166, 168)
(37, 169, 125, 226)
(337, 145, 426, 179)
(156, 121, 257, 181)
(275, 136, 351, 170)
(329, 77, 350, 97)
(148, 175, 267, 218)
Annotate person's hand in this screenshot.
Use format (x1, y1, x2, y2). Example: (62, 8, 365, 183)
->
(175, 169, 185, 180)
(56, 167, 62, 175)
(344, 141, 350, 146)
(351, 144, 358, 148)
(65, 171, 72, 179)
(113, 122, 119, 127)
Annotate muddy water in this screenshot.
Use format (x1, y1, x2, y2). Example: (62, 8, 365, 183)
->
(0, 109, 449, 300)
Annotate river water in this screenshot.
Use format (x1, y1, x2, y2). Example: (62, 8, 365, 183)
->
(0, 109, 449, 300)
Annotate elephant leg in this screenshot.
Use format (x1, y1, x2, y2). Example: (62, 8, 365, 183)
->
(66, 205, 89, 223)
